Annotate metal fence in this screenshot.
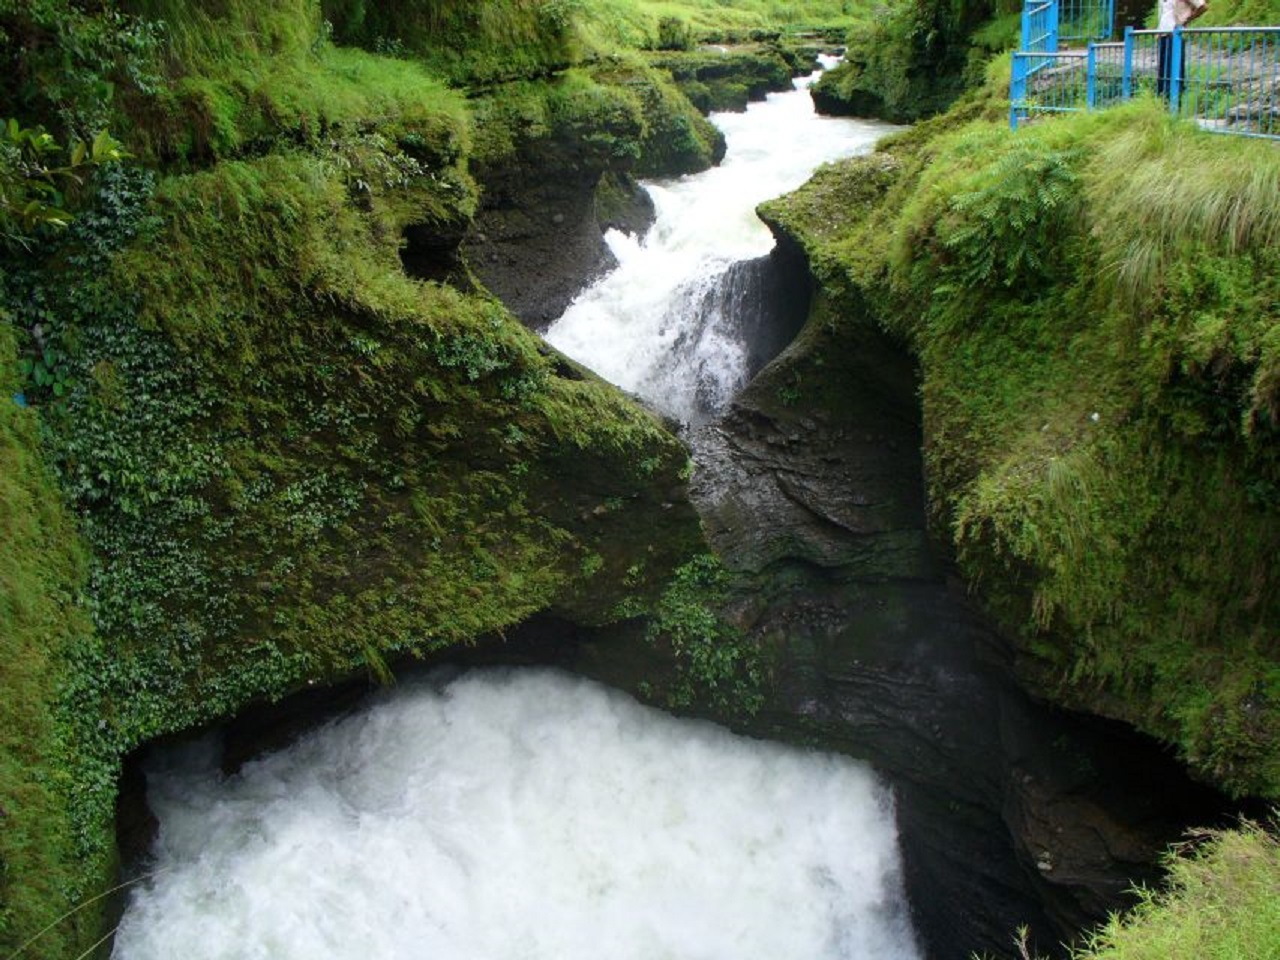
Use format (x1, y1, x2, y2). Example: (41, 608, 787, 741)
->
(1179, 27, 1280, 138)
(1023, 0, 1060, 53)
(1058, 0, 1116, 42)
(1011, 50, 1087, 120)
(1011, 25, 1280, 140)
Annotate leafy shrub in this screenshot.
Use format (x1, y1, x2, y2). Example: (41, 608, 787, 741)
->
(656, 15, 693, 50)
(647, 555, 764, 714)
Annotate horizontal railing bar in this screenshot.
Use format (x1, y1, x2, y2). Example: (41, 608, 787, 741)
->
(1131, 26, 1280, 34)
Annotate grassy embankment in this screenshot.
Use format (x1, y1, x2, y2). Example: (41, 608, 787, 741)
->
(1072, 822, 1280, 960)
(766, 78, 1280, 800)
(763, 50, 1280, 957)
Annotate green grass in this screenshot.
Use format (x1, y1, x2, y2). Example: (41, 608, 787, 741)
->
(117, 0, 471, 162)
(322, 0, 861, 74)
(321, 0, 584, 86)
(1183, 0, 1280, 26)
(1076, 821, 1280, 960)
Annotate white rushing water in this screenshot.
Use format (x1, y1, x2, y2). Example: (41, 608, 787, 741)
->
(545, 65, 897, 423)
(115, 669, 921, 960)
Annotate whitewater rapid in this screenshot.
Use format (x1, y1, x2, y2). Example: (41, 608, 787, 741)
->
(544, 65, 897, 423)
(114, 670, 921, 960)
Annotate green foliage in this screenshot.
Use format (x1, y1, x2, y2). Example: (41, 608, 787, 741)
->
(897, 132, 1085, 295)
(0, 323, 104, 960)
(121, 0, 471, 164)
(585, 55, 726, 175)
(1087, 113, 1280, 304)
(321, 0, 583, 85)
(467, 58, 724, 178)
(1194, 0, 1280, 26)
(648, 44, 794, 113)
(657, 15, 694, 50)
(765, 98, 1280, 798)
(647, 554, 765, 715)
(0, 120, 127, 248)
(810, 0, 1006, 123)
(0, 0, 165, 140)
(1075, 821, 1280, 960)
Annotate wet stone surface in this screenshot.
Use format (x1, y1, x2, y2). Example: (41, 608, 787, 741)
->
(669, 314, 1232, 959)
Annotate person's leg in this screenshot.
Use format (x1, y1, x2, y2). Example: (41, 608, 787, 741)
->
(1156, 33, 1171, 97)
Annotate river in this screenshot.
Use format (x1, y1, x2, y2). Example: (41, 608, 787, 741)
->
(546, 59, 897, 423)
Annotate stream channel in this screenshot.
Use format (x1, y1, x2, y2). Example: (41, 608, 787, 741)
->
(112, 65, 1232, 960)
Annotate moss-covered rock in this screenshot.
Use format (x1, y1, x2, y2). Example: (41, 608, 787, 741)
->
(761, 96, 1280, 800)
(810, 0, 999, 123)
(0, 326, 107, 960)
(648, 44, 794, 113)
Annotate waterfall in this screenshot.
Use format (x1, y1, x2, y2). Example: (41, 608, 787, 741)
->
(545, 70, 896, 424)
(113, 670, 922, 960)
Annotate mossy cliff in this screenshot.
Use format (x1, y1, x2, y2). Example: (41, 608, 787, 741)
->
(460, 59, 724, 324)
(760, 82, 1280, 802)
(0, 1, 728, 955)
(811, 0, 1006, 123)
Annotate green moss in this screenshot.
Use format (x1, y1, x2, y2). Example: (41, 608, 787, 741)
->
(322, 0, 583, 86)
(810, 0, 1004, 123)
(1, 112, 699, 960)
(648, 45, 793, 113)
(120, 0, 472, 164)
(469, 68, 648, 171)
(0, 324, 105, 959)
(765, 97, 1280, 797)
(0, 7, 713, 956)
(645, 554, 765, 715)
(590, 53, 726, 175)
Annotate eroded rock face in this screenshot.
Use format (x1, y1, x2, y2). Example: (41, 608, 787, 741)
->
(675, 307, 1232, 960)
(462, 162, 637, 329)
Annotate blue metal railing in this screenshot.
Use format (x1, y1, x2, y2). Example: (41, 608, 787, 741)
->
(1023, 0, 1060, 52)
(1011, 24, 1280, 139)
(1012, 50, 1087, 127)
(1179, 27, 1280, 138)
(1011, 0, 1061, 124)
(1059, 0, 1115, 42)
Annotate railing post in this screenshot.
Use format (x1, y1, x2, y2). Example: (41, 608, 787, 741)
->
(1048, 0, 1060, 52)
(1011, 53, 1025, 130)
(1104, 0, 1116, 40)
(1122, 26, 1134, 99)
(1021, 1, 1033, 52)
(1086, 44, 1098, 109)
(1169, 25, 1184, 114)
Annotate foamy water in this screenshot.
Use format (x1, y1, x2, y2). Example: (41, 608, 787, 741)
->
(114, 670, 921, 960)
(544, 68, 898, 422)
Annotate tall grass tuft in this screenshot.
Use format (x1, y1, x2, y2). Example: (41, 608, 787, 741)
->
(1087, 102, 1280, 303)
(1077, 820, 1280, 960)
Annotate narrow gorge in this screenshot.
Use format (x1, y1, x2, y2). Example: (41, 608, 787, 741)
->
(113, 66, 1240, 960)
(2, 3, 1276, 960)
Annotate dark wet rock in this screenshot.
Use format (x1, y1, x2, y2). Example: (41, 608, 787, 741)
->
(594, 170, 657, 237)
(673, 308, 1234, 959)
(463, 163, 630, 330)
